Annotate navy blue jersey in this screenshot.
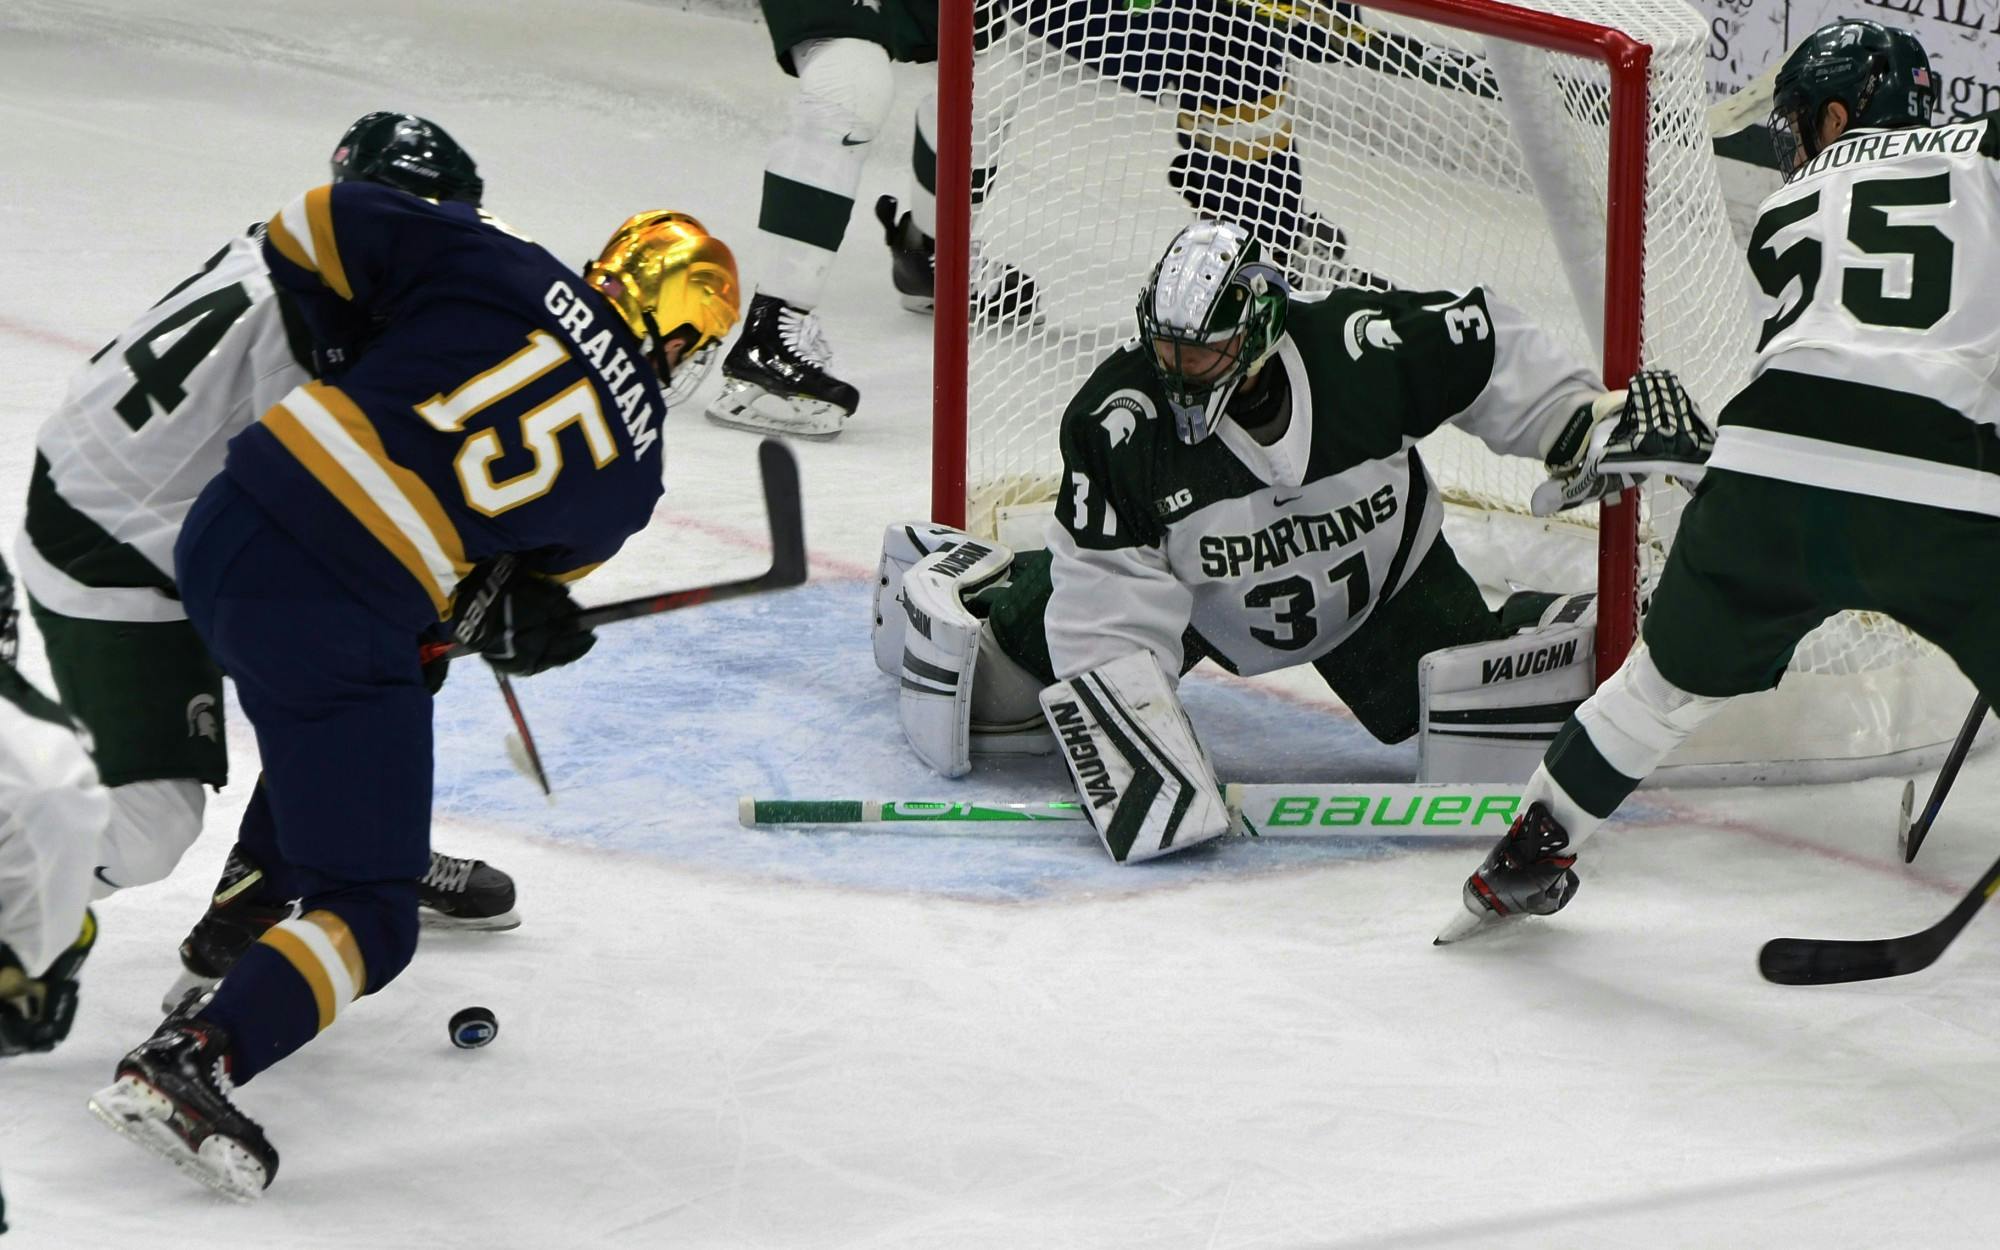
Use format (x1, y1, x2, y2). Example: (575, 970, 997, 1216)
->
(232, 182, 665, 628)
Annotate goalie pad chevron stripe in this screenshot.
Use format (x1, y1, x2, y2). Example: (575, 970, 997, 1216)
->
(1039, 650, 1230, 863)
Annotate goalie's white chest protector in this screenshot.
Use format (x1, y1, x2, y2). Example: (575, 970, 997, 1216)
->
(1155, 348, 1443, 676)
(1746, 116, 2000, 427)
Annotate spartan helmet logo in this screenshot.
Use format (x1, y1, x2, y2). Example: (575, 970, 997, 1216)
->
(186, 693, 220, 742)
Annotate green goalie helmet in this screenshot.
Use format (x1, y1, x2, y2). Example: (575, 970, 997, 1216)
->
(1137, 220, 1290, 444)
(1770, 20, 1937, 176)
(331, 112, 485, 207)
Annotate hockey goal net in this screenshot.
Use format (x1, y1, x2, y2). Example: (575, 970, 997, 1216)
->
(930, 0, 1969, 779)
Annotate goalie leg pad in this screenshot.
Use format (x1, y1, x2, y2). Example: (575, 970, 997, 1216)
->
(897, 538, 1015, 778)
(1418, 616, 1595, 784)
(872, 522, 977, 677)
(1039, 651, 1230, 864)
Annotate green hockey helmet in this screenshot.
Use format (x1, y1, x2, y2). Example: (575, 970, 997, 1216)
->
(331, 112, 484, 207)
(1136, 220, 1290, 444)
(1770, 20, 1937, 176)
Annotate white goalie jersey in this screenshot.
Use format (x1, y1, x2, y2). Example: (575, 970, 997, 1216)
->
(19, 228, 313, 622)
(0, 668, 107, 974)
(1044, 288, 1599, 682)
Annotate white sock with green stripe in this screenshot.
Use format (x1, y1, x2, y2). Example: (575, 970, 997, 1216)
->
(757, 37, 894, 308)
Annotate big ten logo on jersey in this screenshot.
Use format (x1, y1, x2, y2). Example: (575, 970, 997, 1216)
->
(1154, 487, 1194, 518)
(1196, 484, 1396, 578)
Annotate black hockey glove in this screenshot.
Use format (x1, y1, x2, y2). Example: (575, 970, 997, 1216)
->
(450, 556, 596, 678)
(0, 911, 95, 1057)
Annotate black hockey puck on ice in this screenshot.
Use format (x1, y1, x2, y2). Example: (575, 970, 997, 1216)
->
(449, 1006, 498, 1049)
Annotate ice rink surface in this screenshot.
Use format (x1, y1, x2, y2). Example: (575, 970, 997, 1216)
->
(4, 1, 2000, 1246)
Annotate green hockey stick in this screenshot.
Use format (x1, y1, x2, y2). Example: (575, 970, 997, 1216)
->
(740, 784, 1524, 839)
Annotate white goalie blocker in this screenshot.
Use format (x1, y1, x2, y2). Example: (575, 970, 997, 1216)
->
(1418, 592, 1597, 783)
(1040, 650, 1232, 864)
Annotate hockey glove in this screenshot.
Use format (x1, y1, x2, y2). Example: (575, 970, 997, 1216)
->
(1532, 369, 1712, 517)
(0, 910, 95, 1057)
(450, 556, 596, 678)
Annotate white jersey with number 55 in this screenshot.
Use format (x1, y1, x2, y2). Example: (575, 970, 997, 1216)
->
(1709, 112, 2000, 511)
(19, 228, 313, 623)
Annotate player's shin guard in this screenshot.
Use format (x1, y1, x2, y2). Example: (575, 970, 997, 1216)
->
(193, 881, 418, 1084)
(756, 37, 894, 308)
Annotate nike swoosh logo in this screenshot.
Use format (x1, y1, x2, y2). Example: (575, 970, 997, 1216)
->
(94, 866, 121, 889)
(1274, 494, 1303, 506)
(840, 134, 869, 146)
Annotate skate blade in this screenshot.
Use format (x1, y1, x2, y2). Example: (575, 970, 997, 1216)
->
(89, 1077, 268, 1204)
(704, 383, 847, 441)
(898, 293, 935, 314)
(1433, 904, 1515, 946)
(419, 906, 522, 932)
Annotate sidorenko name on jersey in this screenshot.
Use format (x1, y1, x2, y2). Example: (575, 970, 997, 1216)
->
(1795, 118, 1984, 179)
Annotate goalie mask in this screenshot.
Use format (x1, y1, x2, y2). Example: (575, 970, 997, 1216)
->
(585, 211, 742, 406)
(1136, 220, 1290, 444)
(1769, 20, 1936, 177)
(331, 112, 485, 207)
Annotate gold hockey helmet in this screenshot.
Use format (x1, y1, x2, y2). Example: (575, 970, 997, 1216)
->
(585, 211, 740, 406)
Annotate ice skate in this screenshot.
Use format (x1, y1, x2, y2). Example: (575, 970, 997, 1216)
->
(705, 293, 859, 440)
(877, 194, 936, 313)
(160, 846, 295, 1013)
(1435, 801, 1581, 944)
(418, 850, 520, 931)
(875, 196, 1042, 328)
(88, 1016, 278, 1203)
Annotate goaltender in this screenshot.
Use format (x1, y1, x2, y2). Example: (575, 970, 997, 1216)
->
(874, 220, 1713, 862)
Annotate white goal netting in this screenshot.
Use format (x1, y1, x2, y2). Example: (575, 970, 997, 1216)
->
(944, 0, 1968, 776)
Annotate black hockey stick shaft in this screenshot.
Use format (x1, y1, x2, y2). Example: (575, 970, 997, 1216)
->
(1902, 695, 1988, 863)
(1759, 849, 2000, 985)
(492, 667, 551, 797)
(422, 439, 806, 663)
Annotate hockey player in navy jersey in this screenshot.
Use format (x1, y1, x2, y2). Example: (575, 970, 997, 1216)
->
(87, 190, 740, 1200)
(23, 114, 535, 1016)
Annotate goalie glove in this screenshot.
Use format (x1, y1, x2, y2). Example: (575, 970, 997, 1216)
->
(1532, 369, 1712, 517)
(1039, 651, 1231, 864)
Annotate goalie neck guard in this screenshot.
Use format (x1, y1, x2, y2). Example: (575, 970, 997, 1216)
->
(1136, 220, 1289, 445)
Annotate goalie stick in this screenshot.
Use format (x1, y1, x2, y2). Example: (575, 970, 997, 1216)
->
(1760, 845, 2000, 986)
(420, 439, 807, 664)
(740, 784, 1525, 840)
(1898, 696, 1988, 863)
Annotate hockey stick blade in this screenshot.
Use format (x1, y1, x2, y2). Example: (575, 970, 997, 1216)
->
(422, 439, 807, 663)
(1760, 852, 2000, 985)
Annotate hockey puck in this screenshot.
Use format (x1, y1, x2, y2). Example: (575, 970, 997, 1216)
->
(449, 1006, 498, 1049)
